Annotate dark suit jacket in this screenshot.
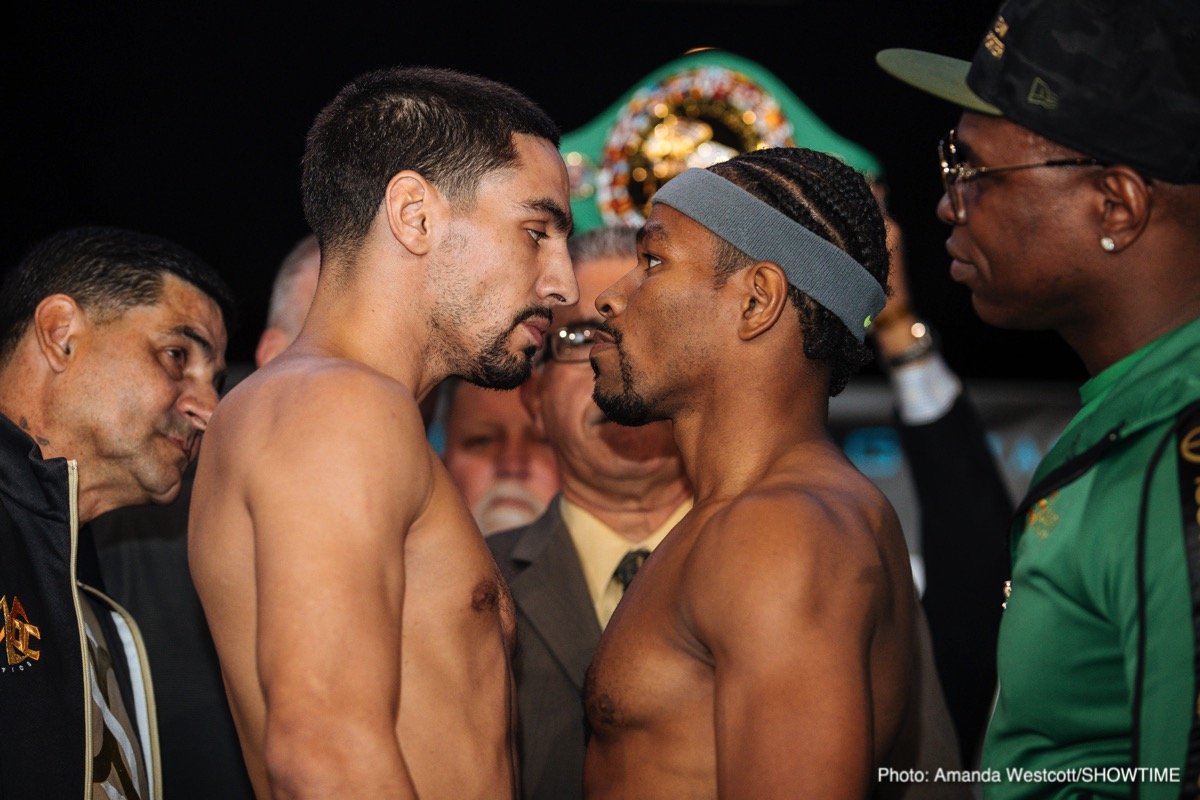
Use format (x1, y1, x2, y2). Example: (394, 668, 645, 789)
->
(489, 502, 598, 800)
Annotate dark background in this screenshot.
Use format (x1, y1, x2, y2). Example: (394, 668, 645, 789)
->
(6, 1, 1087, 381)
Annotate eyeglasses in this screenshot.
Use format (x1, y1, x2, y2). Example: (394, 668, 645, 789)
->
(544, 322, 601, 363)
(938, 128, 1103, 222)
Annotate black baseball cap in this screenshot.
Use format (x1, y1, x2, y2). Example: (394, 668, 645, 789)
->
(877, 0, 1200, 184)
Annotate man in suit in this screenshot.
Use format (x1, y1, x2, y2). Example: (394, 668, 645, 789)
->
(488, 225, 692, 800)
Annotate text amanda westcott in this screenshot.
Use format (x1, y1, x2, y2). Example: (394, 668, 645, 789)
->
(877, 767, 1182, 784)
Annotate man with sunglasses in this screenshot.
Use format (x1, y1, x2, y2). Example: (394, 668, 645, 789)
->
(488, 225, 693, 800)
(879, 1, 1200, 796)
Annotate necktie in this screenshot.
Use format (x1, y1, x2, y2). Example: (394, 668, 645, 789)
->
(613, 549, 651, 591)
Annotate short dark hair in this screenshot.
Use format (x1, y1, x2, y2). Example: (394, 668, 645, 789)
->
(302, 66, 561, 260)
(709, 148, 888, 396)
(0, 226, 236, 366)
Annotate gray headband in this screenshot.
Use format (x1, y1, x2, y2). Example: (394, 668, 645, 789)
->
(651, 168, 886, 342)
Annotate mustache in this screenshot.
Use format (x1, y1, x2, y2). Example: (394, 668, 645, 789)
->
(477, 479, 544, 511)
(587, 321, 621, 382)
(512, 306, 552, 327)
(474, 479, 548, 535)
(593, 320, 621, 347)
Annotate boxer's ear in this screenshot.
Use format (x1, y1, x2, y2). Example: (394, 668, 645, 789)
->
(737, 261, 789, 341)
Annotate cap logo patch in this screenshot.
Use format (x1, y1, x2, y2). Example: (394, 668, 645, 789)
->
(1027, 77, 1060, 110)
(984, 15, 1008, 58)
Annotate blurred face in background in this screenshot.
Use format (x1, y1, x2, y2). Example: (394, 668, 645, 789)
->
(442, 382, 560, 535)
(527, 255, 681, 493)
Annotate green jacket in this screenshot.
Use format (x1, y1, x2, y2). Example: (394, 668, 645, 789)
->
(983, 316, 1200, 800)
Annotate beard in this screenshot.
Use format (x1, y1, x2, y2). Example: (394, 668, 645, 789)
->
(591, 335, 658, 427)
(461, 305, 550, 390)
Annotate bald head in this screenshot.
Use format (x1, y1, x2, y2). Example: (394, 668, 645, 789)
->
(255, 235, 321, 368)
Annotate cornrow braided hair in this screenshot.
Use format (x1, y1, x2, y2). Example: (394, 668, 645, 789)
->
(708, 148, 889, 396)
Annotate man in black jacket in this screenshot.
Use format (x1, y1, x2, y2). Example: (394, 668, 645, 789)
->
(0, 226, 232, 800)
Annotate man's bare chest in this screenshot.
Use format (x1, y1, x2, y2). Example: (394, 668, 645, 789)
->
(583, 525, 712, 738)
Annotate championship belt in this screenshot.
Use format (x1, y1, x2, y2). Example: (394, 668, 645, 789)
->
(560, 49, 883, 233)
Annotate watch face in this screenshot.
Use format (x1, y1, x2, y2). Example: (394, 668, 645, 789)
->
(594, 65, 795, 227)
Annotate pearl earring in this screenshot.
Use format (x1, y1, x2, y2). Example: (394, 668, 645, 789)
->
(1100, 236, 1116, 252)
